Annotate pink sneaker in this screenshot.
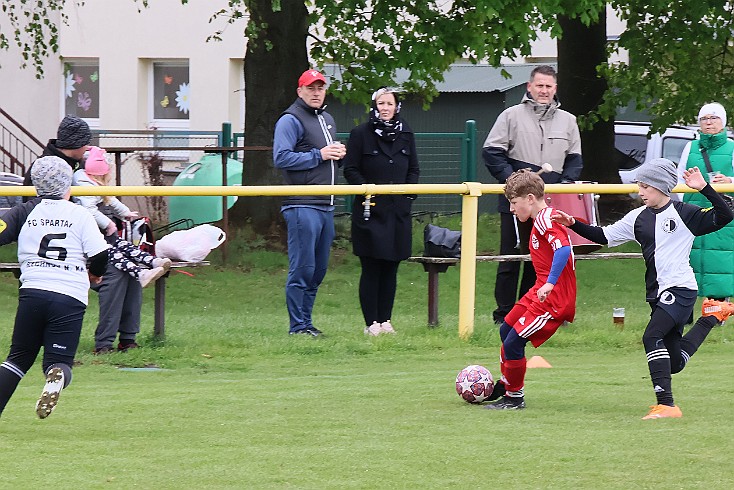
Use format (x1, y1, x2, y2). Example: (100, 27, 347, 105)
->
(364, 322, 382, 336)
(380, 320, 396, 334)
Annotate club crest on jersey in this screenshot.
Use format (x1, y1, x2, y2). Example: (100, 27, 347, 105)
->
(660, 290, 676, 305)
(531, 234, 539, 249)
(661, 217, 677, 234)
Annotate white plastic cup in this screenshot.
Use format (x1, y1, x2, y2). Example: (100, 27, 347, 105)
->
(613, 307, 625, 326)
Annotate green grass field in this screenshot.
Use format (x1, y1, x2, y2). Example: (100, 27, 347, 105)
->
(1, 216, 733, 489)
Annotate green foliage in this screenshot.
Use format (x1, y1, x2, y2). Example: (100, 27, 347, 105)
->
(10, 0, 734, 137)
(205, 0, 606, 107)
(0, 0, 68, 77)
(599, 1, 734, 131)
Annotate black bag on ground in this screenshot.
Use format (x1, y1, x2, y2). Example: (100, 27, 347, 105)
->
(424, 224, 461, 258)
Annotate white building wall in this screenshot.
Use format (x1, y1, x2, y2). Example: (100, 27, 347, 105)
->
(0, 0, 246, 141)
(0, 8, 64, 145)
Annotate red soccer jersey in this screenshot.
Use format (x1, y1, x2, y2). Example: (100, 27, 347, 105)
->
(526, 206, 577, 321)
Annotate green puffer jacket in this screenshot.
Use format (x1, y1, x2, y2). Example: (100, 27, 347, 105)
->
(684, 130, 734, 298)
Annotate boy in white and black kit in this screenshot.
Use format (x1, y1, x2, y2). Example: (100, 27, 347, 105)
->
(553, 158, 734, 419)
(0, 156, 109, 419)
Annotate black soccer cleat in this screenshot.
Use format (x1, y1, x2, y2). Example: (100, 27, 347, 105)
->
(486, 380, 506, 401)
(484, 396, 526, 410)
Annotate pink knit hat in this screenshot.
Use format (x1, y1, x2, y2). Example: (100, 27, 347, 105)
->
(84, 146, 111, 176)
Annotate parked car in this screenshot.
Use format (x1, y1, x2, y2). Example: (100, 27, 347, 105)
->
(614, 121, 697, 185)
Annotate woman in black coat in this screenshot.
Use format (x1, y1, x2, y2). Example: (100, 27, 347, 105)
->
(343, 87, 420, 335)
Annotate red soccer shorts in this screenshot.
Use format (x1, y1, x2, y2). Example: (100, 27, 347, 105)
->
(504, 295, 567, 348)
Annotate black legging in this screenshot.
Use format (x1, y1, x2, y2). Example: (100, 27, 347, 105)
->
(358, 257, 400, 326)
(642, 306, 717, 405)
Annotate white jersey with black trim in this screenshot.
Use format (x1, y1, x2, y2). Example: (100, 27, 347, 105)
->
(602, 200, 712, 301)
(2, 198, 109, 305)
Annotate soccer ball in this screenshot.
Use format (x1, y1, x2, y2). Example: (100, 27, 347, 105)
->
(455, 365, 494, 403)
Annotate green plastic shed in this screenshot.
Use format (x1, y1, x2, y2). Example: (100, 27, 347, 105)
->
(169, 154, 243, 228)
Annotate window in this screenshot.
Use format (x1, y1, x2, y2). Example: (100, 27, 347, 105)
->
(63, 60, 100, 119)
(614, 133, 647, 170)
(662, 137, 693, 165)
(152, 62, 190, 120)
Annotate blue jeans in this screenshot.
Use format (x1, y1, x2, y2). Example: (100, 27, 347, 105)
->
(283, 207, 335, 332)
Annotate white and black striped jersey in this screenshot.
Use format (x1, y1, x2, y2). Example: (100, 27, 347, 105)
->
(602, 186, 733, 301)
(0, 198, 109, 305)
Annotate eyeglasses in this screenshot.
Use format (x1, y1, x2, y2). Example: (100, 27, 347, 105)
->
(699, 116, 721, 122)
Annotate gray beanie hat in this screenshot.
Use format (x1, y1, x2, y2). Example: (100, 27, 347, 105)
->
(31, 156, 73, 198)
(56, 115, 92, 149)
(634, 157, 678, 196)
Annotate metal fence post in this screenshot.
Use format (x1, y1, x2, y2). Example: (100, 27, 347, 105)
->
(221, 122, 232, 264)
(458, 182, 482, 339)
(461, 120, 477, 182)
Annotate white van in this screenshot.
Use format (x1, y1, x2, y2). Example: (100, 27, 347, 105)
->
(615, 122, 696, 184)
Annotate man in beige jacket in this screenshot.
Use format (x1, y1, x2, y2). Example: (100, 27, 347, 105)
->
(483, 65, 583, 324)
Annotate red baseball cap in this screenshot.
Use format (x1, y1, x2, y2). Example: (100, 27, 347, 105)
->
(298, 69, 327, 87)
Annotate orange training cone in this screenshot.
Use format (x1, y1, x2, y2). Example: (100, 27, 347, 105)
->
(527, 356, 552, 368)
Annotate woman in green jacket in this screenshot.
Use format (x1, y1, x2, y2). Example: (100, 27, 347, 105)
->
(677, 102, 734, 300)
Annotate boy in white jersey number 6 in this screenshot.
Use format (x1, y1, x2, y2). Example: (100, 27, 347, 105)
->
(552, 158, 734, 420)
(0, 156, 109, 419)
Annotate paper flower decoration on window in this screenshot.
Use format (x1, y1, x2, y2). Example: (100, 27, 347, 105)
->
(160, 96, 169, 108)
(164, 75, 173, 85)
(77, 92, 92, 112)
(65, 72, 76, 98)
(175, 82, 190, 114)
(90, 71, 99, 83)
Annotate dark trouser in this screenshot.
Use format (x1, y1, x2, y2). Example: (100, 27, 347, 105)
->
(358, 257, 400, 326)
(0, 289, 84, 416)
(283, 207, 335, 333)
(92, 262, 142, 349)
(493, 212, 536, 323)
(642, 289, 717, 406)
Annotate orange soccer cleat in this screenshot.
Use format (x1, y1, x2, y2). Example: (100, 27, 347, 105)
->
(701, 299, 734, 323)
(642, 404, 683, 420)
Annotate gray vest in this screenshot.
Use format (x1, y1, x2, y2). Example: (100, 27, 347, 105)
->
(280, 99, 337, 206)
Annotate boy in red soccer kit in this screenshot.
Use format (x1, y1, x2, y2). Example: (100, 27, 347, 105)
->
(486, 169, 576, 410)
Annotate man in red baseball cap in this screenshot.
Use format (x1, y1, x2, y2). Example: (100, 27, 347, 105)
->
(273, 69, 346, 337)
(298, 69, 327, 88)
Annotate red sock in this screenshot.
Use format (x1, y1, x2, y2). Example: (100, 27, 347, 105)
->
(504, 357, 527, 395)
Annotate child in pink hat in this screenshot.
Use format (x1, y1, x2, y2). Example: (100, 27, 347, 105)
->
(73, 146, 171, 288)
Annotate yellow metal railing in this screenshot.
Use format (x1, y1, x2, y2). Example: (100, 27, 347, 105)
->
(6, 182, 734, 338)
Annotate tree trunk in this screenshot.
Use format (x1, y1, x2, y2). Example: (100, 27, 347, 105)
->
(228, 0, 309, 238)
(557, 14, 634, 223)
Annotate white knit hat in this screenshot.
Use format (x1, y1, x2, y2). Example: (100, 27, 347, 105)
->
(31, 156, 73, 198)
(698, 102, 727, 127)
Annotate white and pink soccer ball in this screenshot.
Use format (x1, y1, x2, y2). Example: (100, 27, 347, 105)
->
(455, 365, 494, 403)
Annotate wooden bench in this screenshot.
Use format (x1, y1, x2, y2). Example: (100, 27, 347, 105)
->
(0, 261, 209, 339)
(407, 253, 643, 326)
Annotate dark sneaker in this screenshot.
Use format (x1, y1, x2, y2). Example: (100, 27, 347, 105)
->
(36, 367, 65, 419)
(486, 380, 506, 401)
(289, 328, 320, 337)
(93, 346, 115, 355)
(484, 396, 526, 410)
(118, 342, 140, 352)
